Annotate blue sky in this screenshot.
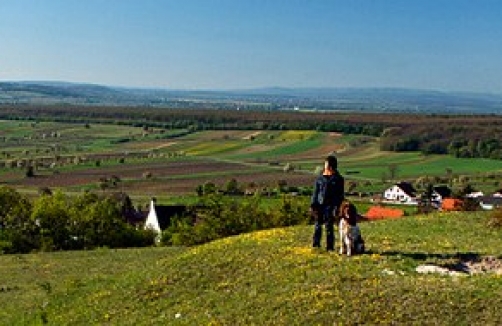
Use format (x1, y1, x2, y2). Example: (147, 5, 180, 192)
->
(1, 0, 502, 93)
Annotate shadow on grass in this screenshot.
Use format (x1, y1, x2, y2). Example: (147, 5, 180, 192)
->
(366, 250, 502, 273)
(374, 250, 483, 262)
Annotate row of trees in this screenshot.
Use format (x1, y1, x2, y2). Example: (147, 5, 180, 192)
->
(0, 186, 312, 253)
(162, 194, 311, 246)
(0, 187, 155, 253)
(380, 126, 501, 159)
(195, 179, 313, 197)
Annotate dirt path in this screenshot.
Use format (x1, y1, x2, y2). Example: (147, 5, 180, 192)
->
(242, 131, 263, 140)
(152, 142, 177, 150)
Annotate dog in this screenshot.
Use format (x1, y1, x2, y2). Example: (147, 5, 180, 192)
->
(339, 201, 365, 256)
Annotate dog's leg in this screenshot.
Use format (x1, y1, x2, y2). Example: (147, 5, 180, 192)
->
(339, 221, 345, 255)
(346, 236, 352, 256)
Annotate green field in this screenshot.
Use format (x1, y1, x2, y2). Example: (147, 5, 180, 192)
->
(342, 150, 502, 180)
(0, 121, 501, 199)
(1, 212, 501, 325)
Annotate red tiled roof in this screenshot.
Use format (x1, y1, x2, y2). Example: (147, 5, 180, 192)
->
(364, 206, 405, 220)
(441, 198, 463, 211)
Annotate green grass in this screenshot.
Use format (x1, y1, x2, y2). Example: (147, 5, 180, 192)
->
(341, 151, 502, 181)
(0, 121, 179, 157)
(0, 120, 38, 137)
(276, 130, 318, 141)
(185, 141, 248, 156)
(229, 132, 324, 160)
(1, 212, 501, 325)
(343, 150, 425, 165)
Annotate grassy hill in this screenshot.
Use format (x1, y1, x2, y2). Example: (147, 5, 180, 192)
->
(1, 211, 501, 325)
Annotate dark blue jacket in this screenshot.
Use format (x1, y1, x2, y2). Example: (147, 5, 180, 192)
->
(311, 172, 344, 213)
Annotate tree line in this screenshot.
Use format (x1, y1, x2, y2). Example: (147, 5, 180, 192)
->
(0, 187, 155, 253)
(380, 124, 501, 159)
(0, 185, 312, 253)
(162, 194, 310, 246)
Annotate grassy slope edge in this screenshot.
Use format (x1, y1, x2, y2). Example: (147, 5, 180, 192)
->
(1, 212, 501, 325)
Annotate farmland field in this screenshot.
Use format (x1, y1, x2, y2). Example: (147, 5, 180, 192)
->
(0, 120, 501, 202)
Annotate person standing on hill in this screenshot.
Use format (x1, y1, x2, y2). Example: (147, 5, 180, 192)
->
(310, 155, 345, 251)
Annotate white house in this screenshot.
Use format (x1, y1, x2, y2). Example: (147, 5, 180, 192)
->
(466, 191, 484, 198)
(383, 182, 418, 205)
(144, 198, 190, 235)
(144, 199, 162, 233)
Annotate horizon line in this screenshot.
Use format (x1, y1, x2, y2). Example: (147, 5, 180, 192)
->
(2, 79, 502, 97)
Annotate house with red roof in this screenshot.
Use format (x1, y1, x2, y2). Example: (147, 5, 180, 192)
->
(365, 206, 405, 220)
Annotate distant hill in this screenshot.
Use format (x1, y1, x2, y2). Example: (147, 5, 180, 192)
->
(0, 81, 141, 106)
(1, 81, 501, 114)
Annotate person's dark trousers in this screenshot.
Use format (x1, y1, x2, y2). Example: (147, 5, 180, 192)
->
(312, 206, 335, 251)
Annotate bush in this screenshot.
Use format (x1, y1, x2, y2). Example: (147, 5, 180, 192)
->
(69, 194, 155, 249)
(1, 189, 156, 253)
(25, 166, 35, 178)
(461, 197, 480, 212)
(31, 191, 73, 251)
(161, 216, 200, 246)
(0, 235, 13, 254)
(270, 195, 310, 227)
(0, 187, 36, 253)
(161, 194, 310, 247)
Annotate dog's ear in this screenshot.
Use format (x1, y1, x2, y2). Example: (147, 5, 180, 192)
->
(339, 200, 350, 217)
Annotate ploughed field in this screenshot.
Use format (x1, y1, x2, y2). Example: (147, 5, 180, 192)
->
(0, 123, 347, 196)
(5, 159, 313, 195)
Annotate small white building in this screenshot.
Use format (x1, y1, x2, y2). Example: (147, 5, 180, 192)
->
(479, 196, 502, 210)
(466, 191, 484, 198)
(144, 198, 191, 235)
(383, 182, 418, 205)
(144, 199, 163, 233)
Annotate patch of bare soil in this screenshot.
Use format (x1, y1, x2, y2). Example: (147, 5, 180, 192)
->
(15, 160, 247, 188)
(329, 132, 343, 137)
(242, 131, 262, 140)
(458, 256, 502, 275)
(152, 142, 177, 150)
(416, 255, 502, 276)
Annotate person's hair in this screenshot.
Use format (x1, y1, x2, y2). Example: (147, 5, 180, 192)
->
(325, 155, 338, 170)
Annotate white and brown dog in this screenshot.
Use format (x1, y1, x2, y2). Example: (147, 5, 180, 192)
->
(339, 201, 365, 256)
